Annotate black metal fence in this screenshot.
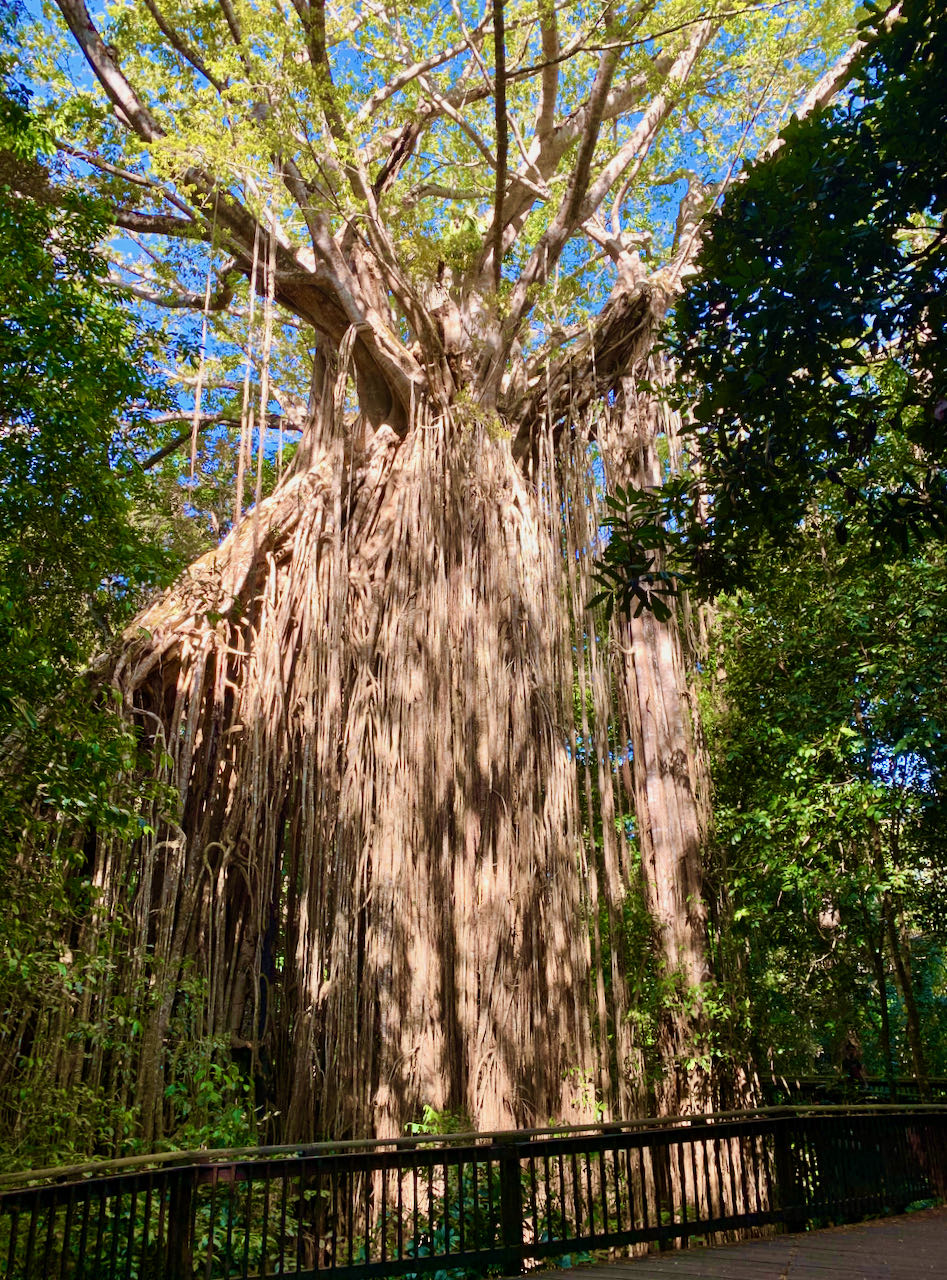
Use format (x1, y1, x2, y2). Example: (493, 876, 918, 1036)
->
(761, 1075, 947, 1106)
(2, 1106, 946, 1279)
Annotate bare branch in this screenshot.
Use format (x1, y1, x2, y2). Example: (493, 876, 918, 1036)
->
(59, 143, 153, 189)
(420, 84, 498, 168)
(449, 0, 497, 95)
(406, 183, 490, 203)
(59, 144, 199, 225)
(55, 0, 163, 143)
(492, 0, 508, 293)
(109, 258, 238, 311)
(139, 409, 306, 471)
(372, 121, 424, 200)
(114, 209, 200, 236)
(534, 0, 559, 142)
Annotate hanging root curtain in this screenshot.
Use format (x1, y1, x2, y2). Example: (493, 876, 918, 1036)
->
(27, 312, 715, 1145)
(76, 384, 614, 1143)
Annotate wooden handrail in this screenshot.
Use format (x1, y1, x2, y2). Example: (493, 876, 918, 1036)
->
(3, 1099, 947, 1188)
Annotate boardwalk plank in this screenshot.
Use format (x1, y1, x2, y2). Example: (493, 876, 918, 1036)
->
(514, 1208, 947, 1278)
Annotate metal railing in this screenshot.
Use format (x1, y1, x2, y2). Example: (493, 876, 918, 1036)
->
(2, 1105, 946, 1279)
(761, 1075, 947, 1106)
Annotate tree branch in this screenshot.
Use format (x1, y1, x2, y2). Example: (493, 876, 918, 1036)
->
(534, 0, 559, 142)
(578, 18, 716, 225)
(664, 7, 904, 291)
(110, 259, 238, 311)
(474, 67, 653, 290)
(508, 285, 658, 458)
(758, 1, 903, 162)
(55, 0, 163, 143)
(53, 0, 427, 426)
(139, 410, 306, 470)
(216, 0, 243, 47)
(355, 32, 485, 125)
(114, 210, 200, 236)
(502, 46, 621, 339)
(492, 0, 508, 293)
(141, 0, 226, 91)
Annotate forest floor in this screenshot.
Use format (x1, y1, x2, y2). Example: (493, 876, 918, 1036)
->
(520, 1206, 947, 1277)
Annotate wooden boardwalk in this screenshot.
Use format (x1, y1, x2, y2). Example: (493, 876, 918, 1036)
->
(545, 1208, 947, 1277)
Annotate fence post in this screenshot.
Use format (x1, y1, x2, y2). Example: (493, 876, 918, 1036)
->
(497, 1136, 524, 1275)
(771, 1112, 806, 1234)
(167, 1165, 198, 1280)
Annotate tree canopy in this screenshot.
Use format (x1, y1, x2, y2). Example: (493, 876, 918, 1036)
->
(0, 81, 175, 717)
(7, 0, 927, 1170)
(671, 0, 947, 590)
(17, 0, 861, 460)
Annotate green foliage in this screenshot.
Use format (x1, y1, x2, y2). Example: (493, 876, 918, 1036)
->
(0, 93, 177, 720)
(0, 76, 255, 1169)
(670, 0, 947, 591)
(705, 505, 947, 1075)
(405, 1105, 474, 1137)
(589, 481, 693, 622)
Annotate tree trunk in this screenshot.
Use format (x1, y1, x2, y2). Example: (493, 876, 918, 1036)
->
(870, 820, 928, 1095)
(599, 373, 714, 1114)
(859, 896, 896, 1093)
(28, 320, 725, 1144)
(72, 364, 611, 1142)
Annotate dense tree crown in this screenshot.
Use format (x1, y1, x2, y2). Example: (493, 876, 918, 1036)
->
(669, 0, 947, 588)
(26, 0, 858, 443)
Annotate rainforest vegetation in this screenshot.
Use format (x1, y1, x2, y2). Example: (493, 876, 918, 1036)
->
(1, 0, 945, 1171)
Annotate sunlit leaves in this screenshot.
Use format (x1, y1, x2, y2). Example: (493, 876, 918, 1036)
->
(673, 0, 947, 586)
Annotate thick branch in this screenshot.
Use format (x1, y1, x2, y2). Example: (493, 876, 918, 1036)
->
(116, 210, 200, 236)
(290, 0, 351, 146)
(534, 0, 559, 141)
(501, 46, 620, 343)
(216, 0, 243, 46)
(55, 0, 163, 143)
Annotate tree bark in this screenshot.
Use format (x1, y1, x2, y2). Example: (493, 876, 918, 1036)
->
(859, 895, 896, 1092)
(75, 369, 608, 1142)
(870, 820, 928, 1095)
(599, 372, 714, 1114)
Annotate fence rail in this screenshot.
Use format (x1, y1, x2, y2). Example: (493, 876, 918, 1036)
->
(761, 1075, 947, 1106)
(3, 1106, 946, 1279)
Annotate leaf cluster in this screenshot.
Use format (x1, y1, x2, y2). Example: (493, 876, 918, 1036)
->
(589, 481, 692, 622)
(0, 90, 180, 720)
(670, 0, 947, 593)
(705, 509, 947, 1074)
